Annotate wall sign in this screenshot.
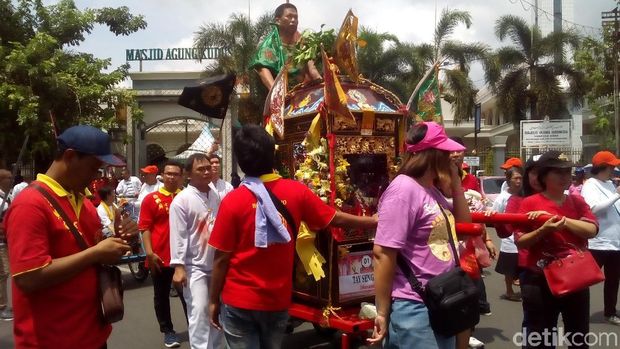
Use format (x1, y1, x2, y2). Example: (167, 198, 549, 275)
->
(521, 120, 572, 148)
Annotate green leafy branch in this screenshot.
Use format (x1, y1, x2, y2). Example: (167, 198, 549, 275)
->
(291, 25, 336, 66)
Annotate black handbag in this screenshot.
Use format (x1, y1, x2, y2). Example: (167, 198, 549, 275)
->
(396, 206, 480, 337)
(33, 184, 124, 323)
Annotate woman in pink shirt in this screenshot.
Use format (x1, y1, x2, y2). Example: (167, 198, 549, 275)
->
(369, 122, 471, 349)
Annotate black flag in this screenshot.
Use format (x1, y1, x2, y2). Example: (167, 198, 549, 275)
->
(178, 73, 236, 119)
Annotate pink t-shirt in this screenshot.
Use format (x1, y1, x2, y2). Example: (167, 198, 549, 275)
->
(374, 175, 458, 303)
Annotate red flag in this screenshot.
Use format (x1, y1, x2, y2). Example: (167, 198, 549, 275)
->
(321, 48, 354, 122)
(263, 64, 288, 138)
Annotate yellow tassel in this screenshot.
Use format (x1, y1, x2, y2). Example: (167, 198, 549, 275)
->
(295, 222, 326, 281)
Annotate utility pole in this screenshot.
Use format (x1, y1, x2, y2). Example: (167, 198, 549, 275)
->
(528, 0, 539, 121)
(602, 7, 620, 154)
(534, 0, 539, 28)
(553, 0, 562, 68)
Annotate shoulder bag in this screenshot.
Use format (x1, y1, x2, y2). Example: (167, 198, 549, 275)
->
(543, 193, 605, 297)
(33, 184, 124, 323)
(396, 205, 480, 337)
(541, 196, 604, 297)
(542, 244, 604, 297)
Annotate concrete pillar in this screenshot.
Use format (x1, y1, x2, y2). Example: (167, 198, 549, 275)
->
(125, 106, 140, 173)
(136, 122, 146, 172)
(490, 136, 508, 176)
(221, 109, 233, 182)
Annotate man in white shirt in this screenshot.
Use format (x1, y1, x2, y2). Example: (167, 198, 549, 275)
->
(209, 155, 233, 202)
(9, 174, 28, 202)
(136, 165, 163, 211)
(116, 167, 142, 201)
(170, 153, 228, 349)
(96, 186, 117, 238)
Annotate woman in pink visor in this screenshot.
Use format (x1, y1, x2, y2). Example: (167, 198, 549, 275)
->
(369, 122, 472, 348)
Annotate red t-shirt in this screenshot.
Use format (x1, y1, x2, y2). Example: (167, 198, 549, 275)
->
(5, 178, 111, 349)
(89, 177, 110, 207)
(516, 193, 598, 273)
(138, 188, 179, 267)
(461, 171, 481, 193)
(208, 179, 336, 311)
(500, 195, 531, 265)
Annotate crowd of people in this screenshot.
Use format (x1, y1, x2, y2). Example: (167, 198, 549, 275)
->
(0, 118, 618, 349)
(0, 121, 377, 349)
(367, 122, 620, 349)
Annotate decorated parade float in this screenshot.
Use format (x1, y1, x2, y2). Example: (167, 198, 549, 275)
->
(253, 12, 406, 342)
(258, 10, 406, 312)
(281, 75, 402, 308)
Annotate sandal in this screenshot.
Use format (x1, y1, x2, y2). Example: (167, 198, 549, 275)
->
(500, 293, 522, 302)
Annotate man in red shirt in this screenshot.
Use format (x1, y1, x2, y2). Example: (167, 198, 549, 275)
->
(4, 125, 135, 349)
(89, 169, 110, 207)
(139, 161, 187, 348)
(208, 125, 377, 349)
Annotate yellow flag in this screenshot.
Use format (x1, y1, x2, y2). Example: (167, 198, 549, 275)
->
(296, 222, 326, 281)
(321, 47, 355, 122)
(302, 113, 322, 149)
(334, 10, 360, 83)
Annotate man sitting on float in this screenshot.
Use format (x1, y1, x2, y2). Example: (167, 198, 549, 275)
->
(250, 2, 321, 90)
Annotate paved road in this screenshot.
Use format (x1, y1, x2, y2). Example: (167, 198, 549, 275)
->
(1, 234, 619, 348)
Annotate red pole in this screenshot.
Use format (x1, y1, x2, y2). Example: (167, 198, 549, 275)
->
(455, 223, 485, 236)
(470, 212, 554, 227)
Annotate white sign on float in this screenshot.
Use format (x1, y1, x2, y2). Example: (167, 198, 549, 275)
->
(520, 120, 572, 148)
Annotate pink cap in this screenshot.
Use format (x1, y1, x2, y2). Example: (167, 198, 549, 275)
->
(405, 122, 465, 153)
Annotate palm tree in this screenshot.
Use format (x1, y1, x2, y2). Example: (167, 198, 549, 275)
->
(483, 15, 584, 123)
(356, 28, 430, 102)
(420, 9, 488, 125)
(193, 12, 272, 124)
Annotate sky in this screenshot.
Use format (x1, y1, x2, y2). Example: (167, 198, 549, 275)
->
(64, 0, 615, 86)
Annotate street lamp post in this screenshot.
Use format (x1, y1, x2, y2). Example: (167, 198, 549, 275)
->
(602, 7, 620, 154)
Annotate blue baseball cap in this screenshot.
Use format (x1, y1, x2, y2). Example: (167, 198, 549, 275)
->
(57, 125, 125, 166)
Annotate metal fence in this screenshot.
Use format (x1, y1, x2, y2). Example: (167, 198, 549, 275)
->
(474, 146, 585, 176)
(143, 117, 221, 168)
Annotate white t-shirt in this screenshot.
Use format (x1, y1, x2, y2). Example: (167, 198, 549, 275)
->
(96, 202, 116, 238)
(211, 178, 234, 203)
(116, 176, 142, 199)
(581, 178, 620, 251)
(9, 182, 28, 201)
(169, 184, 230, 270)
(0, 189, 9, 216)
(135, 181, 163, 210)
(491, 190, 518, 253)
(500, 181, 508, 193)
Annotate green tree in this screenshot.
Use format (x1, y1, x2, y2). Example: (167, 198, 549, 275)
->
(484, 15, 584, 125)
(193, 12, 272, 125)
(0, 0, 146, 168)
(406, 9, 488, 124)
(355, 28, 428, 102)
(573, 34, 615, 149)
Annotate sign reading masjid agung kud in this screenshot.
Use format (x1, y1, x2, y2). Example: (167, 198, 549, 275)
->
(126, 47, 224, 61)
